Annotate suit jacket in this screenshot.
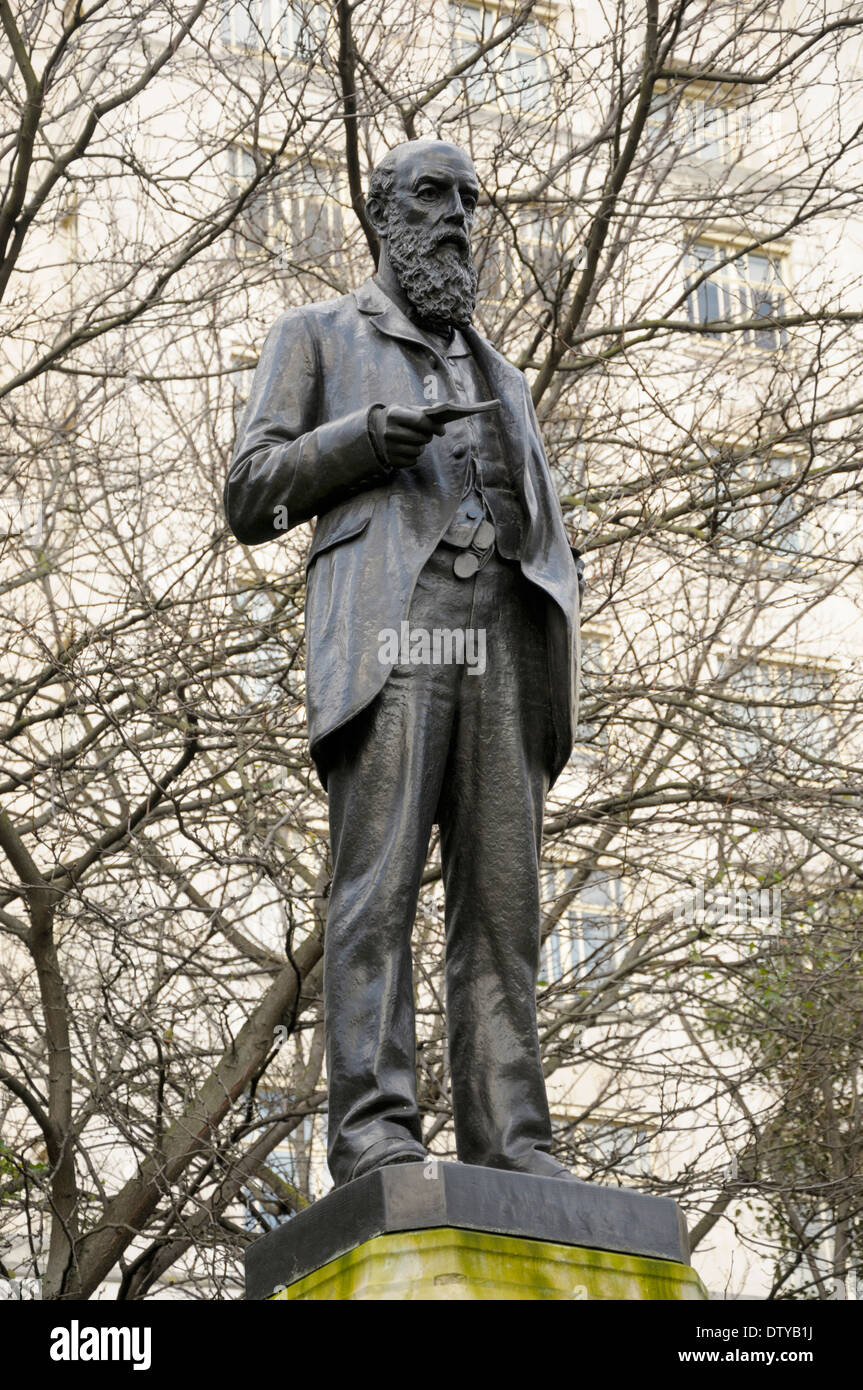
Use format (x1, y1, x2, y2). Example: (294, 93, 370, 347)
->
(224, 278, 581, 787)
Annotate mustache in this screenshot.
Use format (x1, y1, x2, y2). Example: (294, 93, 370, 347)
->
(431, 226, 471, 256)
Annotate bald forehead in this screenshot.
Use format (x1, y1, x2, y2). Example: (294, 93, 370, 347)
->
(389, 142, 477, 188)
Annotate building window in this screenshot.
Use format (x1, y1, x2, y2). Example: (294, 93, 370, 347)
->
(229, 351, 257, 429)
(581, 1120, 651, 1178)
(228, 147, 273, 251)
(576, 629, 610, 747)
(512, 206, 571, 297)
(227, 148, 344, 263)
(232, 590, 289, 704)
(649, 88, 765, 164)
(722, 658, 835, 771)
(701, 447, 808, 562)
(288, 166, 345, 261)
(685, 240, 787, 350)
(553, 1116, 651, 1179)
(681, 93, 736, 161)
(221, 0, 328, 57)
(539, 866, 624, 987)
(479, 204, 573, 305)
(765, 455, 806, 557)
(241, 1115, 320, 1230)
(450, 2, 552, 112)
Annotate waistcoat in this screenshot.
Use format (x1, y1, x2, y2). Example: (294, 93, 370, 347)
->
(428, 328, 526, 561)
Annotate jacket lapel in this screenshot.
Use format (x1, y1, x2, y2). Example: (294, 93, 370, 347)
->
(353, 278, 436, 354)
(462, 327, 531, 481)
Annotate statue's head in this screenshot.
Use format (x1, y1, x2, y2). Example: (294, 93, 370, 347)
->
(366, 138, 480, 330)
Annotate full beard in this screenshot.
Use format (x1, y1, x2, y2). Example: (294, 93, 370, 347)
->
(385, 217, 478, 330)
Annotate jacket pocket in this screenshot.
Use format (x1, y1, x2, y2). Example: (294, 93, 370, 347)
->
(306, 497, 375, 571)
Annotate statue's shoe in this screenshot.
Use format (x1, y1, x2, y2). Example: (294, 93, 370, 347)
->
(485, 1152, 585, 1182)
(349, 1138, 428, 1182)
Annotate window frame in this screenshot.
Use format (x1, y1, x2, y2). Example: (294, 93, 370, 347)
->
(684, 237, 789, 351)
(720, 653, 836, 772)
(648, 81, 766, 165)
(575, 626, 611, 748)
(226, 145, 345, 265)
(697, 443, 810, 565)
(221, 0, 329, 59)
(552, 1114, 653, 1179)
(539, 864, 625, 988)
(449, 1, 554, 115)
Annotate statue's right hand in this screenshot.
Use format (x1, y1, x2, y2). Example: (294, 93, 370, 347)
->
(380, 404, 447, 468)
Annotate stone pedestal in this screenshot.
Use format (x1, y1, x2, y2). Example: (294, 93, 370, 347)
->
(245, 1161, 707, 1301)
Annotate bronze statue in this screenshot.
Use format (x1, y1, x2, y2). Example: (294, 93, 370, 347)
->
(225, 138, 583, 1187)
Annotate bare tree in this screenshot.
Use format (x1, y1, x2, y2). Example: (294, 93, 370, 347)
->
(1, 0, 862, 1299)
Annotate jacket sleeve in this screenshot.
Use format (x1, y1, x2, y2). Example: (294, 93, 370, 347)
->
(223, 309, 392, 544)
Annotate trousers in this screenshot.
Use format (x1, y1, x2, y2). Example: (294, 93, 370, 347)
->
(322, 542, 557, 1187)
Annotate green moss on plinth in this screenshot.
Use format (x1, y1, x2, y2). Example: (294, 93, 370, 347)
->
(268, 1226, 708, 1300)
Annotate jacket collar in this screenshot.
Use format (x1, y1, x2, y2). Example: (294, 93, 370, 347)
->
(354, 277, 437, 353)
(354, 278, 523, 387)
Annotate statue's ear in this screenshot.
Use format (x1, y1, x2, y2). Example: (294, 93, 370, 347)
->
(365, 196, 388, 238)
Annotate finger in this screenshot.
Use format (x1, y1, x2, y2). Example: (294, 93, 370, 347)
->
(386, 434, 425, 454)
(388, 446, 424, 464)
(388, 407, 435, 438)
(386, 427, 432, 448)
(388, 405, 431, 426)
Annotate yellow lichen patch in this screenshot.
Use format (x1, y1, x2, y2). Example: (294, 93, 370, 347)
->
(268, 1228, 708, 1301)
